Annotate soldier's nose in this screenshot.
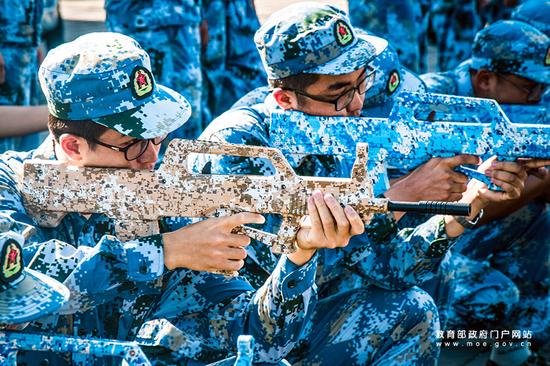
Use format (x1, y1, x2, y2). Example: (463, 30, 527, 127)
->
(138, 141, 160, 165)
(346, 91, 364, 116)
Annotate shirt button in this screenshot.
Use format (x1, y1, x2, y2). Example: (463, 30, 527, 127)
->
(287, 279, 297, 289)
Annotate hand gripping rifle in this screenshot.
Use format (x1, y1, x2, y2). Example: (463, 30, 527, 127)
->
(21, 139, 470, 254)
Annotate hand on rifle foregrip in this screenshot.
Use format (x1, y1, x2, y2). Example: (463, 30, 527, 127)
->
(465, 156, 527, 205)
(287, 190, 364, 265)
(517, 158, 550, 179)
(478, 157, 527, 201)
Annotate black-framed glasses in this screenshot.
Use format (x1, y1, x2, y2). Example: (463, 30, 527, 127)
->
(497, 73, 546, 102)
(89, 134, 168, 161)
(286, 67, 376, 111)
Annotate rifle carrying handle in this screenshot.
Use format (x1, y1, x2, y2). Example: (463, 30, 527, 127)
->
(162, 139, 297, 180)
(387, 201, 471, 216)
(393, 92, 504, 124)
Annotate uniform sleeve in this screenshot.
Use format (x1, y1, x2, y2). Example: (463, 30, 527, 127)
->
(136, 254, 318, 363)
(0, 152, 165, 314)
(318, 214, 456, 290)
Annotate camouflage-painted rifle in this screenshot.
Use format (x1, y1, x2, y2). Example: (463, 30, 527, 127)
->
(500, 103, 548, 125)
(270, 92, 550, 194)
(21, 139, 470, 254)
(0, 331, 151, 365)
(0, 331, 261, 366)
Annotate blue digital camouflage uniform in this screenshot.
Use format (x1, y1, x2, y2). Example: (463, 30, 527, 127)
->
(450, 202, 550, 344)
(104, 0, 204, 140)
(359, 34, 428, 117)
(202, 0, 266, 120)
(192, 92, 446, 366)
(0, 0, 45, 153)
(31, 0, 64, 107)
(180, 4, 464, 364)
(347, 0, 426, 73)
(420, 59, 474, 96)
(429, 0, 481, 71)
(421, 20, 550, 342)
(0, 32, 319, 365)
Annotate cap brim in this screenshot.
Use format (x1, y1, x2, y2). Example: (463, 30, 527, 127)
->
(0, 269, 69, 324)
(516, 69, 550, 85)
(467, 57, 550, 85)
(92, 85, 192, 139)
(305, 34, 388, 76)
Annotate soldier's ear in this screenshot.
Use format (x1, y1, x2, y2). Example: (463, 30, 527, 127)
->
(58, 134, 86, 162)
(472, 69, 498, 96)
(272, 88, 299, 110)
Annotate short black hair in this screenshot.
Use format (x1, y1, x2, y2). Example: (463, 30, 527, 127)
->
(268, 73, 320, 90)
(48, 114, 109, 150)
(268, 73, 321, 104)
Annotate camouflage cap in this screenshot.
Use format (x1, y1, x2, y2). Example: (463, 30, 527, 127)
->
(39, 32, 191, 139)
(511, 0, 550, 37)
(0, 234, 69, 324)
(358, 29, 426, 108)
(254, 2, 386, 80)
(469, 20, 550, 84)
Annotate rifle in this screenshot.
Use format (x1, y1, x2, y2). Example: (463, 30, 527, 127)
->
(500, 104, 548, 125)
(0, 331, 151, 366)
(269, 92, 550, 194)
(21, 139, 470, 254)
(0, 331, 262, 366)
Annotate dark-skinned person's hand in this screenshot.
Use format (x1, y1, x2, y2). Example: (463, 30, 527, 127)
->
(445, 156, 528, 237)
(386, 154, 481, 202)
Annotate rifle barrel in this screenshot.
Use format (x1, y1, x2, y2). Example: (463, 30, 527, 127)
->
(387, 201, 471, 216)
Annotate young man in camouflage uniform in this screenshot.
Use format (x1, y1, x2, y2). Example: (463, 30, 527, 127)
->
(147, 3, 532, 365)
(0, 1, 47, 153)
(420, 20, 550, 351)
(0, 32, 356, 365)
